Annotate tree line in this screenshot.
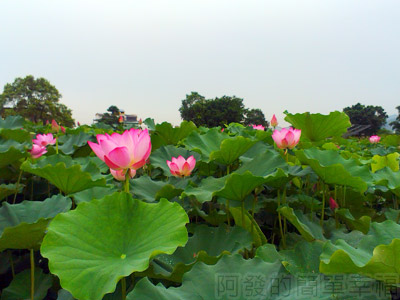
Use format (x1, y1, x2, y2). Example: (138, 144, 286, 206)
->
(0, 75, 399, 135)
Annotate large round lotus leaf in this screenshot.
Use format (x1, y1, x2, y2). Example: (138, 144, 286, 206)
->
(277, 206, 324, 242)
(209, 136, 257, 165)
(71, 186, 117, 204)
(151, 121, 197, 150)
(129, 254, 374, 300)
(0, 195, 72, 251)
(1, 268, 53, 300)
(0, 140, 28, 168)
(373, 167, 400, 196)
(58, 132, 92, 155)
(140, 225, 253, 282)
(184, 128, 229, 161)
(371, 152, 399, 173)
(0, 116, 31, 143)
(40, 192, 189, 300)
(320, 220, 400, 283)
(21, 154, 107, 194)
(150, 145, 201, 175)
(182, 176, 227, 203)
(284, 111, 351, 142)
(0, 183, 20, 202)
(296, 148, 373, 192)
(131, 176, 186, 202)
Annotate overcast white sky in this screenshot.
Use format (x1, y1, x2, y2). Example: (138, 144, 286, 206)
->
(0, 0, 399, 125)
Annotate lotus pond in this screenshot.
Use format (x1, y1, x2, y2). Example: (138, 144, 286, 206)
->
(1, 111, 400, 300)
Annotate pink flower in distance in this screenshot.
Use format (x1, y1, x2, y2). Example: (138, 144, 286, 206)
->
(167, 155, 196, 177)
(110, 168, 136, 181)
(88, 128, 151, 171)
(251, 125, 265, 131)
(369, 135, 381, 143)
(272, 127, 301, 149)
(51, 120, 60, 132)
(61, 126, 66, 134)
(29, 144, 47, 158)
(271, 114, 278, 127)
(329, 197, 339, 211)
(32, 133, 56, 147)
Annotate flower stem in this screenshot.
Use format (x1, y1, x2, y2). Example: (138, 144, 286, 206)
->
(124, 171, 130, 193)
(121, 277, 126, 300)
(13, 169, 23, 204)
(55, 135, 59, 154)
(320, 182, 325, 226)
(241, 200, 245, 228)
(30, 249, 34, 300)
(251, 194, 257, 236)
(277, 190, 286, 248)
(9, 251, 15, 278)
(226, 199, 231, 227)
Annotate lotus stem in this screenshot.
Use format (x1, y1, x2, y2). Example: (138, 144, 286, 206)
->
(320, 182, 325, 226)
(241, 201, 245, 228)
(124, 172, 130, 193)
(277, 190, 286, 248)
(55, 134, 59, 154)
(226, 199, 231, 227)
(121, 277, 126, 300)
(282, 187, 287, 234)
(30, 249, 34, 300)
(251, 194, 257, 235)
(13, 169, 23, 204)
(9, 251, 15, 278)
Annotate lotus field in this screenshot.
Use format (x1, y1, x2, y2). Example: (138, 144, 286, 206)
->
(1, 111, 400, 300)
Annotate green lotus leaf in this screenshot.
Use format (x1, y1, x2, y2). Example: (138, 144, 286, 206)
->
(1, 268, 53, 300)
(229, 206, 267, 247)
(143, 118, 156, 131)
(336, 208, 371, 234)
(384, 208, 400, 222)
(296, 148, 372, 192)
(373, 167, 400, 196)
(0, 116, 31, 143)
(0, 183, 21, 202)
(320, 220, 400, 282)
(184, 128, 229, 161)
(140, 225, 252, 282)
(382, 135, 400, 147)
(284, 111, 351, 142)
(57, 289, 74, 300)
(131, 176, 185, 202)
(21, 154, 107, 194)
(0, 140, 29, 168)
(209, 136, 257, 165)
(71, 186, 116, 204)
(58, 132, 92, 155)
(128, 254, 285, 300)
(40, 192, 189, 300)
(239, 141, 272, 163)
(150, 145, 201, 175)
(0, 195, 72, 251)
(277, 206, 324, 242)
(371, 152, 399, 173)
(129, 254, 374, 299)
(151, 121, 197, 150)
(182, 176, 226, 203)
(279, 240, 325, 276)
(255, 243, 281, 263)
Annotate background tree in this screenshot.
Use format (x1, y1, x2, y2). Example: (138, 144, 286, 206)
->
(0, 75, 75, 127)
(179, 92, 264, 127)
(244, 108, 268, 126)
(390, 105, 400, 133)
(95, 105, 121, 128)
(343, 103, 388, 136)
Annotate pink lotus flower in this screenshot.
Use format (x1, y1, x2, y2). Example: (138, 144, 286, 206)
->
(77, 121, 81, 126)
(369, 135, 381, 143)
(167, 155, 196, 177)
(110, 168, 136, 181)
(51, 120, 60, 132)
(118, 116, 124, 123)
(88, 128, 151, 171)
(271, 114, 278, 127)
(32, 133, 56, 147)
(272, 127, 301, 149)
(251, 125, 265, 131)
(29, 144, 47, 158)
(329, 197, 339, 211)
(61, 126, 66, 134)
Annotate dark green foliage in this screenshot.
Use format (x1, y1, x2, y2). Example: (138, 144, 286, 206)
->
(343, 102, 388, 136)
(390, 105, 400, 133)
(0, 75, 74, 127)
